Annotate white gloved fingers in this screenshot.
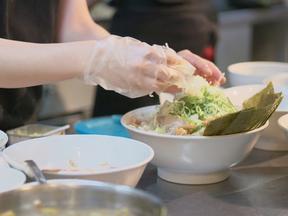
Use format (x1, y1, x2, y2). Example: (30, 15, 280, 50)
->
(161, 46, 183, 65)
(177, 49, 226, 86)
(82, 35, 184, 98)
(147, 45, 167, 64)
(158, 65, 181, 82)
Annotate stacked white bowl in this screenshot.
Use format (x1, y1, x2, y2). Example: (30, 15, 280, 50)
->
(228, 61, 288, 86)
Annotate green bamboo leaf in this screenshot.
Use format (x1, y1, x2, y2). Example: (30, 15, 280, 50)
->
(204, 83, 283, 136)
(243, 82, 274, 109)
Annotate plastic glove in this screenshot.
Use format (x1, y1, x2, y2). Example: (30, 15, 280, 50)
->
(83, 35, 179, 98)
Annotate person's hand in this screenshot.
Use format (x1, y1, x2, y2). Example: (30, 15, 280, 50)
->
(177, 49, 226, 86)
(83, 35, 180, 98)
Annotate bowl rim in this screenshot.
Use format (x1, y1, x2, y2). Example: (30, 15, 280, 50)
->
(3, 135, 154, 176)
(121, 105, 269, 140)
(228, 61, 288, 76)
(0, 179, 165, 209)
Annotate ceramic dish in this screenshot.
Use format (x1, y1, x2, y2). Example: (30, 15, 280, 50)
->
(122, 105, 268, 185)
(3, 135, 154, 187)
(227, 61, 288, 86)
(0, 167, 26, 193)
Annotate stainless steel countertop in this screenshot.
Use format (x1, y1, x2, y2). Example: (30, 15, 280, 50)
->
(137, 149, 288, 216)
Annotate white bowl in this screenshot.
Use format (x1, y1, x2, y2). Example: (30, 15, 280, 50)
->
(121, 106, 268, 185)
(224, 85, 288, 151)
(3, 135, 154, 187)
(264, 73, 288, 87)
(278, 114, 288, 141)
(0, 130, 8, 151)
(224, 84, 265, 107)
(264, 74, 288, 112)
(228, 61, 288, 86)
(0, 167, 26, 193)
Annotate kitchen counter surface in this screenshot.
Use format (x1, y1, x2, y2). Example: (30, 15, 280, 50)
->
(1, 137, 288, 215)
(138, 148, 288, 216)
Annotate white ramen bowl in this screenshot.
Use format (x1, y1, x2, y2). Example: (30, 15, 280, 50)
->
(3, 135, 154, 187)
(122, 106, 268, 185)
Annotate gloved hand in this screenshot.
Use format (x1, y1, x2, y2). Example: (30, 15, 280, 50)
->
(83, 35, 179, 98)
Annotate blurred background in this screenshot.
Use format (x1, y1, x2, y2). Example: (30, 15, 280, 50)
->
(38, 0, 288, 127)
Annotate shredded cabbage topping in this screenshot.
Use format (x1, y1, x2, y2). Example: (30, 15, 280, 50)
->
(129, 76, 237, 136)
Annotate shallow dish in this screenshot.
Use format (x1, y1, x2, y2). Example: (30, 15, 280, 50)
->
(3, 135, 154, 187)
(227, 61, 288, 86)
(121, 106, 268, 185)
(7, 124, 69, 145)
(225, 84, 288, 151)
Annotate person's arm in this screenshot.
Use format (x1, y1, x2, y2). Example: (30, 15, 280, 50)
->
(0, 36, 181, 98)
(57, 0, 109, 42)
(0, 38, 94, 88)
(0, 0, 109, 88)
(0, 0, 223, 93)
(56, 0, 225, 85)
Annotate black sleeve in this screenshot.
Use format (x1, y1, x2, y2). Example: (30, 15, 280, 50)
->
(0, 87, 42, 131)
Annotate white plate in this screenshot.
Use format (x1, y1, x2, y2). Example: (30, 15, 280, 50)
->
(0, 167, 26, 193)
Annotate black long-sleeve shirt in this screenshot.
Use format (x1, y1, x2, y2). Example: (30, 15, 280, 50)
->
(0, 0, 58, 130)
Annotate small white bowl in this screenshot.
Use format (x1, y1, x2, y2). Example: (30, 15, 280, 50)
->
(122, 106, 268, 185)
(224, 85, 288, 151)
(278, 114, 288, 141)
(0, 167, 26, 193)
(0, 130, 8, 151)
(3, 135, 154, 187)
(228, 61, 288, 86)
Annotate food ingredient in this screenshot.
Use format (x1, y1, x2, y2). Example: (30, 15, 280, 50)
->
(129, 75, 237, 135)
